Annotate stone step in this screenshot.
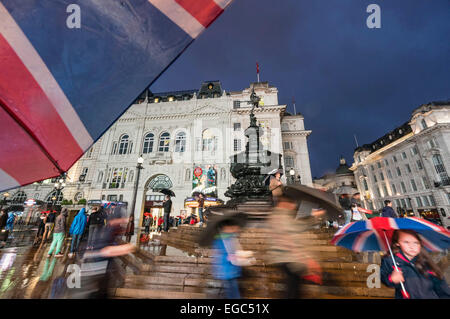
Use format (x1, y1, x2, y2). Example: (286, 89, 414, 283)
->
(114, 288, 206, 299)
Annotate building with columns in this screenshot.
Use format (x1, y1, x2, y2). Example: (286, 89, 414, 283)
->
(3, 81, 313, 236)
(350, 101, 450, 228)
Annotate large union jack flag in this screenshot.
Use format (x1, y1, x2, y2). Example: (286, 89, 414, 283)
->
(0, 0, 233, 191)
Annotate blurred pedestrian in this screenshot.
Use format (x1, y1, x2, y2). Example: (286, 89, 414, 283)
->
(42, 210, 56, 243)
(0, 209, 7, 230)
(197, 193, 205, 226)
(33, 212, 47, 246)
(212, 219, 244, 299)
(266, 190, 324, 299)
(68, 208, 87, 258)
(144, 215, 152, 234)
(125, 215, 134, 243)
(380, 229, 450, 299)
(157, 216, 163, 232)
(351, 192, 367, 220)
(338, 194, 352, 225)
(381, 200, 398, 218)
(163, 195, 172, 232)
(86, 206, 105, 250)
(47, 208, 68, 258)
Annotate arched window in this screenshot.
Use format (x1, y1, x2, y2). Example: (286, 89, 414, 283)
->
(202, 129, 217, 151)
(143, 133, 154, 154)
(111, 142, 118, 155)
(12, 191, 27, 204)
(159, 132, 170, 152)
(118, 135, 130, 155)
(175, 132, 186, 153)
(46, 191, 64, 205)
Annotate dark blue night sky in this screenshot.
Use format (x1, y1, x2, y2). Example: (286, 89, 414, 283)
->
(150, 0, 450, 178)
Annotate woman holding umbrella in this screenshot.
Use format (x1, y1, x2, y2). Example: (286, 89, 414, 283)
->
(380, 229, 450, 299)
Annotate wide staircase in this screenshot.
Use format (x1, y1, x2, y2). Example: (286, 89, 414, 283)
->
(111, 221, 396, 299)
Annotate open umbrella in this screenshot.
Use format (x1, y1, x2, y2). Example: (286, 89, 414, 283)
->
(159, 189, 175, 197)
(263, 168, 284, 184)
(331, 216, 450, 298)
(282, 185, 343, 220)
(192, 191, 204, 198)
(0, 1, 233, 192)
(198, 209, 247, 247)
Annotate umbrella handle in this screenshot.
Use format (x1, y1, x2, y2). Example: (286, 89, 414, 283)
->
(383, 231, 410, 299)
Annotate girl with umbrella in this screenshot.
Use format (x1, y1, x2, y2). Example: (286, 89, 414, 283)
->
(380, 229, 450, 299)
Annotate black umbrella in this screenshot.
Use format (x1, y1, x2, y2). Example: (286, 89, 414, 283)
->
(197, 209, 248, 247)
(159, 189, 175, 197)
(282, 185, 343, 220)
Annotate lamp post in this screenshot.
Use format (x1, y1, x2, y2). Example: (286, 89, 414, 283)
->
(52, 175, 66, 210)
(289, 168, 295, 185)
(130, 156, 144, 224)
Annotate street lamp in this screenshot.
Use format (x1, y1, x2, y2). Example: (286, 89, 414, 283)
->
(130, 156, 144, 240)
(51, 174, 66, 209)
(289, 168, 295, 184)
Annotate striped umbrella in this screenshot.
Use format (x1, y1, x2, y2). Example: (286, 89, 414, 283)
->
(331, 216, 450, 298)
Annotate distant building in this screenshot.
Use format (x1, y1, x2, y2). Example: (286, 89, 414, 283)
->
(313, 157, 357, 194)
(3, 81, 314, 238)
(351, 101, 450, 228)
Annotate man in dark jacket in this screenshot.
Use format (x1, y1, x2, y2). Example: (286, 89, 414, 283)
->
(163, 195, 172, 232)
(86, 207, 105, 250)
(381, 200, 398, 218)
(338, 194, 352, 225)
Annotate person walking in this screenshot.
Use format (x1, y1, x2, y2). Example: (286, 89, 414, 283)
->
(125, 215, 134, 243)
(68, 208, 87, 258)
(381, 200, 398, 218)
(47, 208, 68, 258)
(338, 194, 352, 225)
(162, 195, 172, 232)
(380, 229, 450, 299)
(0, 209, 7, 230)
(33, 212, 47, 246)
(42, 210, 57, 243)
(86, 206, 105, 250)
(265, 189, 324, 299)
(197, 194, 205, 227)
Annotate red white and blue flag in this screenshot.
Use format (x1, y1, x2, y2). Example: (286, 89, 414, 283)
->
(331, 217, 450, 252)
(0, 0, 233, 191)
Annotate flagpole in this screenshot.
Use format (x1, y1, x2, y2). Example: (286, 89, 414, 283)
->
(383, 231, 409, 298)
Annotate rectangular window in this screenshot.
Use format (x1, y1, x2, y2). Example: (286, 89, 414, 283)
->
(422, 196, 430, 207)
(416, 197, 423, 207)
(405, 164, 411, 174)
(393, 155, 398, 163)
(383, 184, 389, 197)
(376, 186, 381, 197)
(373, 175, 377, 183)
(384, 159, 389, 166)
(400, 182, 407, 193)
(447, 193, 450, 205)
(107, 195, 117, 201)
(387, 170, 393, 179)
(400, 198, 406, 208)
(411, 146, 418, 156)
(233, 100, 240, 109)
(371, 165, 375, 171)
(233, 123, 241, 131)
(377, 162, 381, 169)
(363, 179, 368, 191)
(428, 195, 436, 206)
(284, 142, 291, 150)
(380, 172, 385, 181)
(401, 152, 407, 160)
(396, 167, 402, 177)
(416, 160, 423, 170)
(234, 139, 241, 151)
(422, 176, 430, 189)
(395, 199, 400, 207)
(391, 184, 397, 194)
(410, 179, 417, 192)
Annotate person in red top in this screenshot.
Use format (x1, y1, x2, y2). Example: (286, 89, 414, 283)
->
(157, 216, 164, 232)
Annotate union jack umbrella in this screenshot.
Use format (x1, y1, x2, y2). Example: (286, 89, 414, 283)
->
(0, 0, 233, 192)
(331, 216, 450, 298)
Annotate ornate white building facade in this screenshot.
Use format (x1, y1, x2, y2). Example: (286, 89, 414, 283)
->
(351, 101, 450, 228)
(4, 81, 313, 230)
